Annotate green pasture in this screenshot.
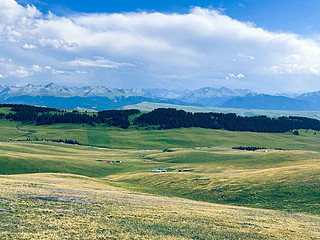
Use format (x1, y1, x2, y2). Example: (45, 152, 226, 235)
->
(2, 118, 320, 151)
(0, 118, 319, 226)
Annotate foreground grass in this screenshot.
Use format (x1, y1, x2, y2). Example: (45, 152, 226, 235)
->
(1, 173, 319, 239)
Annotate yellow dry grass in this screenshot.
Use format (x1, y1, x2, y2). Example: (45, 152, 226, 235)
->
(0, 173, 319, 239)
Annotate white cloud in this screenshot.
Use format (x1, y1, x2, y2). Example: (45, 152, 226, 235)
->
(32, 64, 42, 72)
(9, 67, 31, 78)
(38, 38, 79, 50)
(76, 70, 87, 74)
(237, 54, 255, 61)
(0, 57, 12, 62)
(1, 1, 320, 92)
(22, 43, 37, 50)
(52, 69, 64, 74)
(0, 0, 40, 22)
(67, 57, 135, 68)
(0, 74, 5, 78)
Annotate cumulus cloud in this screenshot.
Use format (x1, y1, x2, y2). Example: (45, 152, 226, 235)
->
(1, 1, 320, 92)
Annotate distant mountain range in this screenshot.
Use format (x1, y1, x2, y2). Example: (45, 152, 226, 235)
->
(0, 83, 320, 111)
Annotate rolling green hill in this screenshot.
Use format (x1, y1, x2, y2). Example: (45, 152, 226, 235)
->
(2, 118, 320, 150)
(1, 114, 320, 238)
(1, 119, 320, 214)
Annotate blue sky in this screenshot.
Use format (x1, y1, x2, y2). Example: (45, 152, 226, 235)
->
(2, 0, 320, 93)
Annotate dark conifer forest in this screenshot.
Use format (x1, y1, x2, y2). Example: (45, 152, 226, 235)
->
(1, 104, 139, 129)
(2, 104, 320, 132)
(133, 108, 320, 133)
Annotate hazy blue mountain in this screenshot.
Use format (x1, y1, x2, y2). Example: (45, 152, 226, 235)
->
(221, 93, 316, 111)
(0, 83, 319, 111)
(0, 84, 252, 110)
(0, 83, 144, 99)
(141, 88, 187, 99)
(295, 90, 320, 104)
(179, 87, 252, 106)
(141, 87, 252, 106)
(0, 96, 193, 110)
(0, 83, 198, 110)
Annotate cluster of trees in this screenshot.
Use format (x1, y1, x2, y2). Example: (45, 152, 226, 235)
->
(134, 108, 320, 133)
(1, 104, 139, 129)
(232, 146, 267, 151)
(232, 146, 284, 151)
(51, 139, 81, 145)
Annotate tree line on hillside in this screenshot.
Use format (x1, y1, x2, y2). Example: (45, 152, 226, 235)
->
(133, 108, 320, 133)
(1, 104, 139, 129)
(0, 104, 57, 112)
(24, 138, 81, 145)
(35, 109, 139, 128)
(2, 104, 320, 133)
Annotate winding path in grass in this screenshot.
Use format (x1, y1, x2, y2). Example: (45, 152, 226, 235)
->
(16, 123, 37, 137)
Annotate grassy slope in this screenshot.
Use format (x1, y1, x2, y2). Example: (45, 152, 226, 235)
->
(1, 173, 319, 239)
(108, 149, 320, 214)
(0, 139, 319, 215)
(0, 119, 320, 227)
(0, 141, 161, 177)
(0, 119, 27, 140)
(0, 107, 14, 114)
(3, 118, 320, 151)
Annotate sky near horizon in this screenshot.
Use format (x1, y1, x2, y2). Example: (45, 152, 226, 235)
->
(1, 0, 320, 93)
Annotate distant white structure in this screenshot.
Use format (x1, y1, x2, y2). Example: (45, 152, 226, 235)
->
(151, 169, 167, 173)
